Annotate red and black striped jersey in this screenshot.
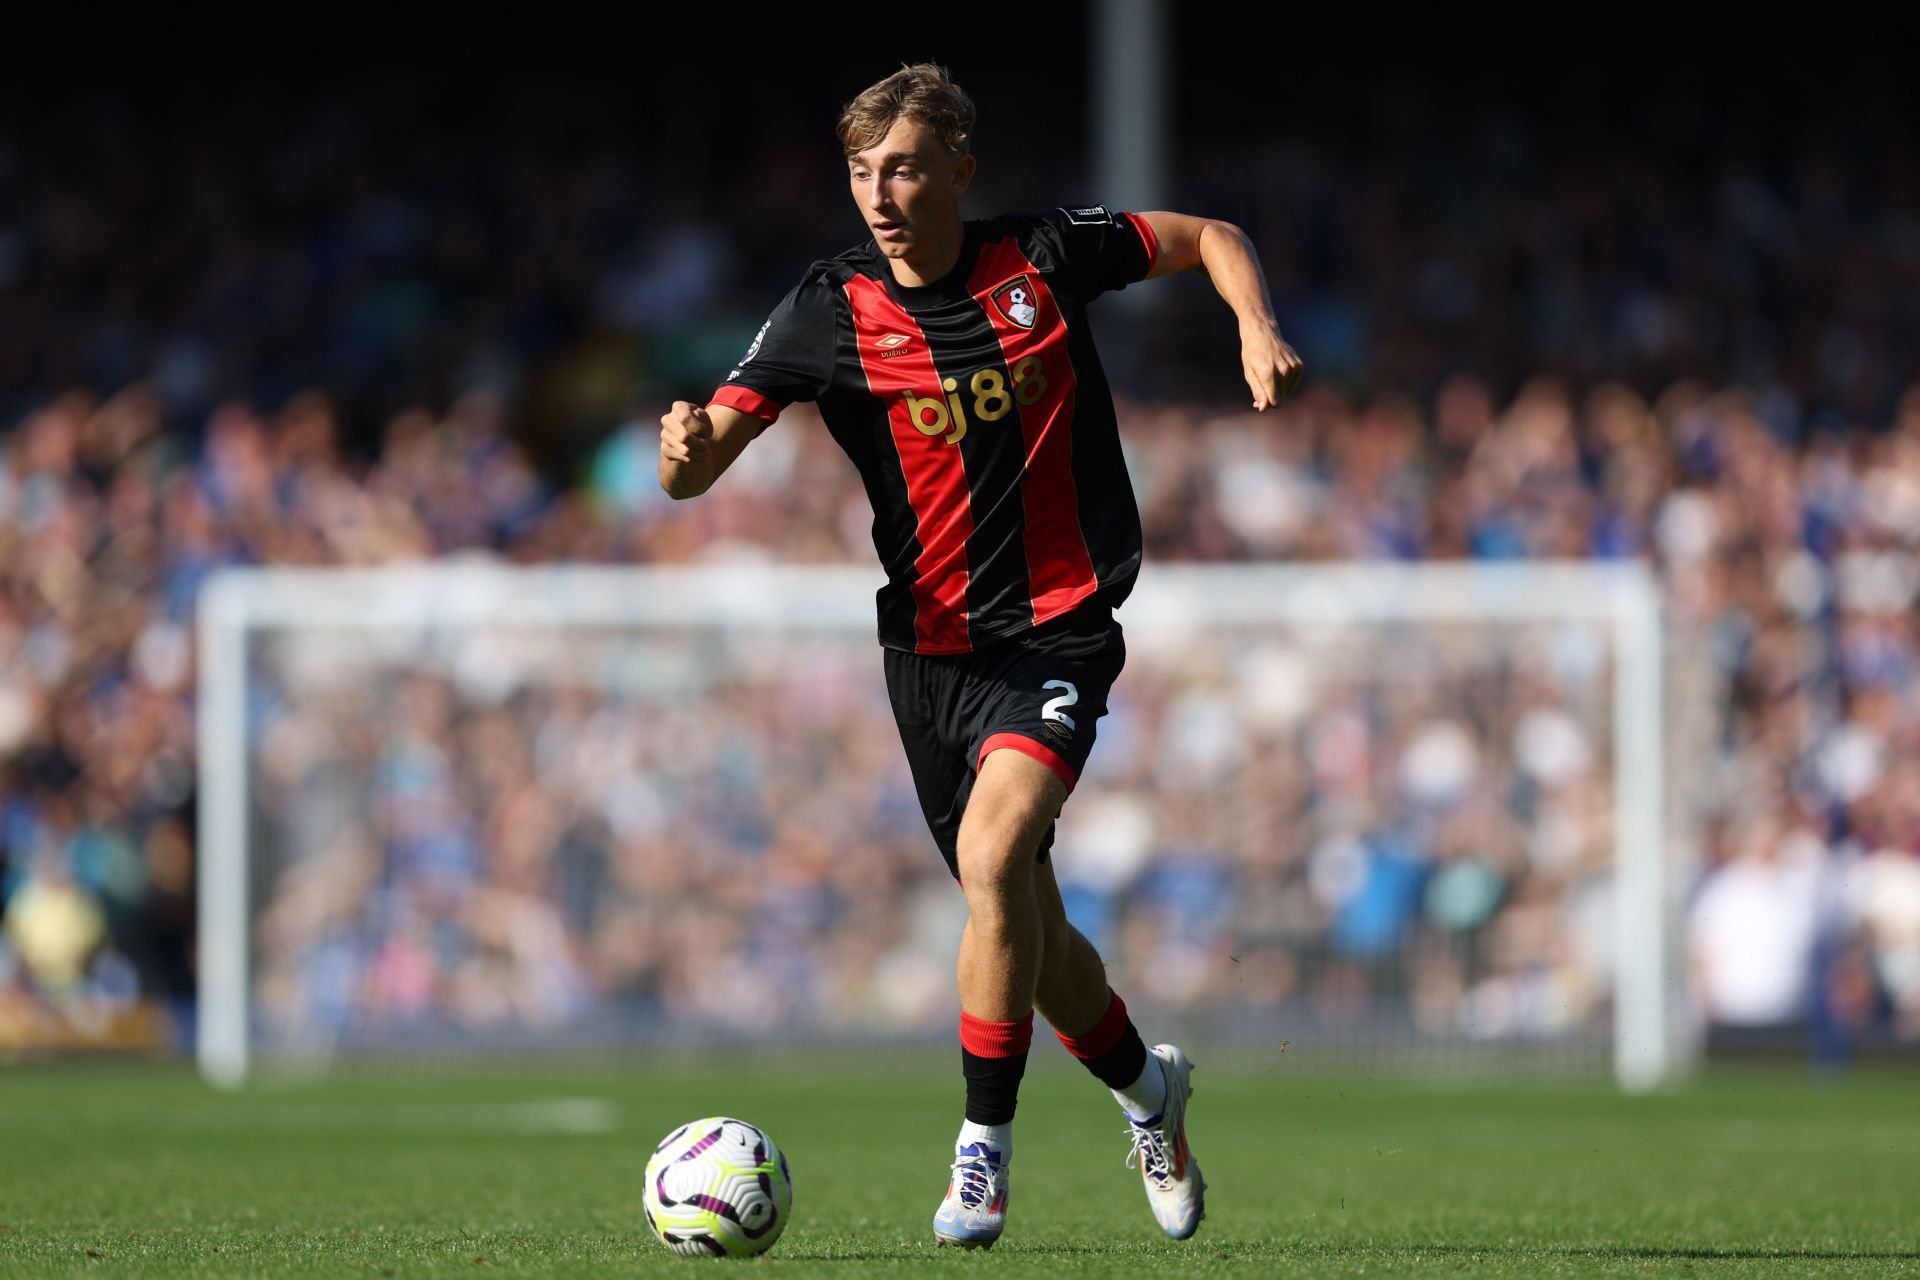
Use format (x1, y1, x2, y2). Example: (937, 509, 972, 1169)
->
(710, 205, 1160, 655)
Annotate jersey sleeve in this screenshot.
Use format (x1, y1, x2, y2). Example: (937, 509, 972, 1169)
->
(709, 278, 837, 423)
(1027, 205, 1159, 300)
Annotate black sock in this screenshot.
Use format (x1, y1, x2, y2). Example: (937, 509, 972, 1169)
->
(959, 1010, 1035, 1125)
(1056, 987, 1149, 1089)
(961, 1048, 1030, 1125)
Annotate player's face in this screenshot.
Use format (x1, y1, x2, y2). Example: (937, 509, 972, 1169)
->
(847, 115, 974, 261)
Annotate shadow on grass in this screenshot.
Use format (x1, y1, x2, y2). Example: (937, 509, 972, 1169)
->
(1553, 1247, 1920, 1262)
(777, 1240, 1920, 1264)
(1324, 1243, 1920, 1264)
(780, 1239, 1224, 1262)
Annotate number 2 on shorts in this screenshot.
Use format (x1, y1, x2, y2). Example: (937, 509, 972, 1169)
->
(1041, 679, 1079, 732)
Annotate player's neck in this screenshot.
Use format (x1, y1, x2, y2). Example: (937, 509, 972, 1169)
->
(888, 220, 966, 289)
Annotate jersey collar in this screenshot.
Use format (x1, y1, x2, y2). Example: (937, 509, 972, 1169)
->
(875, 221, 982, 310)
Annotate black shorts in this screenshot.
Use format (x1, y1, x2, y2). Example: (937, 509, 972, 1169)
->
(884, 600, 1126, 879)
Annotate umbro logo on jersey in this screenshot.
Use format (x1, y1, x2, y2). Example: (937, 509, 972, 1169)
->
(876, 332, 917, 359)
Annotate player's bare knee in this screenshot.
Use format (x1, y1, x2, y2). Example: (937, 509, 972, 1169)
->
(955, 833, 1034, 904)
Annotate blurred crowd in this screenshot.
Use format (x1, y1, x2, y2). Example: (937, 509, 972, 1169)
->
(2, 65, 1917, 1055)
(242, 594, 1620, 1050)
(4, 373, 1920, 1053)
(2, 71, 1914, 459)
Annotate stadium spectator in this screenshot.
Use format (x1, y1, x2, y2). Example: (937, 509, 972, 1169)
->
(2, 369, 1917, 1055)
(2, 69, 1917, 1055)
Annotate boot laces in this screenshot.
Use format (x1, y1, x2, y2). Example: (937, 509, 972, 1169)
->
(950, 1148, 1005, 1209)
(1126, 1121, 1174, 1187)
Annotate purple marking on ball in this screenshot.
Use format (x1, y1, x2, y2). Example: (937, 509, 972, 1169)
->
(692, 1194, 739, 1223)
(674, 1131, 723, 1163)
(693, 1194, 777, 1240)
(656, 1123, 689, 1152)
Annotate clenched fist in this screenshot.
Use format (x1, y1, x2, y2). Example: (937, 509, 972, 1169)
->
(1241, 322, 1304, 412)
(659, 400, 714, 466)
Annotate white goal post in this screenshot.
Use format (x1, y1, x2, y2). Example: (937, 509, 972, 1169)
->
(198, 561, 1685, 1091)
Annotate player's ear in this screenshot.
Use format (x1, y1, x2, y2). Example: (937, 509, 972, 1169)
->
(951, 152, 976, 196)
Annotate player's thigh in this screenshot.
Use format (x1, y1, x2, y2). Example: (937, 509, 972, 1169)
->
(955, 748, 1068, 886)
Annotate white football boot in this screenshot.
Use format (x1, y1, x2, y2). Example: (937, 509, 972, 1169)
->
(932, 1142, 1009, 1248)
(1125, 1044, 1206, 1239)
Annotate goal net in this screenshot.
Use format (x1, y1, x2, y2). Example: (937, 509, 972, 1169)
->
(197, 562, 1686, 1090)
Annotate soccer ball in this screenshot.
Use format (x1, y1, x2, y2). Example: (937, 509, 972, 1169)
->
(643, 1116, 792, 1257)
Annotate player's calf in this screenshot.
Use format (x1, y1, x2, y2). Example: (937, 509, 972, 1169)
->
(936, 743, 1068, 1247)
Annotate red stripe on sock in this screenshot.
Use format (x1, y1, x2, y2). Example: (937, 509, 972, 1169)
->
(960, 1010, 1035, 1058)
(1054, 988, 1130, 1060)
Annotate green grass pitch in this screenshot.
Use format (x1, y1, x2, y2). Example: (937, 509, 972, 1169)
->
(0, 1054, 1913, 1276)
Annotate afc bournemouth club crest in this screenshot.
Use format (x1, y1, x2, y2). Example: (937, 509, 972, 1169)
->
(991, 275, 1039, 329)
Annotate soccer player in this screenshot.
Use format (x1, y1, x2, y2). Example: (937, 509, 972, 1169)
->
(658, 63, 1302, 1248)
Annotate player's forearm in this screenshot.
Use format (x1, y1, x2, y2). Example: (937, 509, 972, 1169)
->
(1195, 221, 1280, 334)
(658, 452, 716, 500)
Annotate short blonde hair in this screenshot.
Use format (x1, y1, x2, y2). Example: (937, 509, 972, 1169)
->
(836, 63, 976, 158)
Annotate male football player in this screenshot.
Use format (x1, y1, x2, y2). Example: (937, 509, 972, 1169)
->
(659, 63, 1302, 1248)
